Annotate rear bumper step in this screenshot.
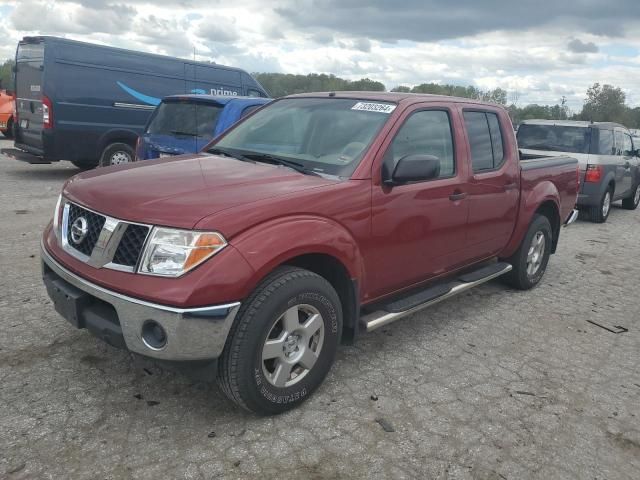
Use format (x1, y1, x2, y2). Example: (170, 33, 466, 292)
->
(360, 262, 512, 332)
(1, 147, 51, 164)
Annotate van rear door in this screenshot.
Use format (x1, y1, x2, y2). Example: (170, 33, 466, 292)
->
(15, 39, 45, 154)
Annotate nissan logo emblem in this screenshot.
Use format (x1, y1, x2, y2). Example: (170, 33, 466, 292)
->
(70, 216, 89, 244)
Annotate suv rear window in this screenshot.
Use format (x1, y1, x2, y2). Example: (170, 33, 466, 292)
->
(146, 101, 223, 138)
(517, 124, 591, 154)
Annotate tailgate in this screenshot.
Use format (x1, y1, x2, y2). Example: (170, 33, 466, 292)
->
(15, 40, 45, 153)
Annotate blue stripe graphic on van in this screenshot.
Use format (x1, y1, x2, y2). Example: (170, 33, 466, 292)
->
(116, 81, 161, 106)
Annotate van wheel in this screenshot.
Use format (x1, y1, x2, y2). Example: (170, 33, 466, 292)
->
(100, 143, 134, 167)
(621, 184, 640, 210)
(588, 187, 612, 223)
(2, 118, 13, 139)
(502, 214, 552, 290)
(217, 266, 342, 415)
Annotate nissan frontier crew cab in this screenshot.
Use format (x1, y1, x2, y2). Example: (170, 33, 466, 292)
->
(41, 92, 579, 415)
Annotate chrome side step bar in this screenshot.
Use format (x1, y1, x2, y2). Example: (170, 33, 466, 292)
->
(360, 263, 513, 332)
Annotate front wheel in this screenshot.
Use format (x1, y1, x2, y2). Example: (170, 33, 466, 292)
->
(502, 214, 552, 290)
(621, 184, 640, 210)
(99, 142, 134, 167)
(217, 266, 342, 415)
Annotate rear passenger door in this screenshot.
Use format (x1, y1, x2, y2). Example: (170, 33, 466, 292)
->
(616, 130, 633, 197)
(462, 108, 520, 261)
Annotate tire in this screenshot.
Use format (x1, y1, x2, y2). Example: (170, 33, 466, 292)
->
(502, 214, 552, 290)
(587, 187, 612, 223)
(217, 266, 342, 415)
(2, 118, 13, 139)
(621, 183, 640, 210)
(99, 142, 134, 167)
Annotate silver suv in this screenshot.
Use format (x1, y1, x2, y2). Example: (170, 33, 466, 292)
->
(518, 120, 640, 223)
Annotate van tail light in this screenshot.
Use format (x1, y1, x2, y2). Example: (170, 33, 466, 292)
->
(42, 95, 53, 129)
(584, 164, 602, 183)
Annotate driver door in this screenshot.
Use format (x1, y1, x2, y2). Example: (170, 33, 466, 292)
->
(367, 105, 470, 300)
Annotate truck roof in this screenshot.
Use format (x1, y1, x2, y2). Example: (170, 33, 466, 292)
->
(285, 91, 508, 108)
(520, 119, 628, 130)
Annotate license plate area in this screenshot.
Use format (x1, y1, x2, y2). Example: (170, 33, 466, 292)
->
(158, 153, 173, 158)
(43, 274, 89, 328)
(20, 119, 29, 129)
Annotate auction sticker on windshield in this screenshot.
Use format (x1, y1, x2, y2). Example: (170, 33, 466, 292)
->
(351, 102, 396, 114)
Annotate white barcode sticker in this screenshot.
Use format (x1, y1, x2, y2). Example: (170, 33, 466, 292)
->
(351, 102, 396, 114)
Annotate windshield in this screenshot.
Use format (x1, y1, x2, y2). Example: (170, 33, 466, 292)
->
(211, 98, 395, 177)
(147, 100, 223, 138)
(517, 124, 591, 154)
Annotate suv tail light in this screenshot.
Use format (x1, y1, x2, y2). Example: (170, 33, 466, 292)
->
(584, 164, 602, 183)
(42, 95, 53, 129)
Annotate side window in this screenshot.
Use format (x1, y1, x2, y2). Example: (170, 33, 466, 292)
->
(623, 134, 633, 156)
(597, 129, 614, 155)
(385, 110, 455, 179)
(463, 111, 493, 171)
(614, 131, 625, 156)
(247, 89, 264, 98)
(486, 113, 505, 167)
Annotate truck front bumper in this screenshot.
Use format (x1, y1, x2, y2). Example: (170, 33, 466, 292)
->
(41, 244, 241, 361)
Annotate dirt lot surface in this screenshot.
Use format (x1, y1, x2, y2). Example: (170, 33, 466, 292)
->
(1, 137, 639, 479)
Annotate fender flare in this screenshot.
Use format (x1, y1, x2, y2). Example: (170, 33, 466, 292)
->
(599, 171, 616, 198)
(500, 180, 560, 258)
(95, 128, 139, 160)
(229, 215, 365, 296)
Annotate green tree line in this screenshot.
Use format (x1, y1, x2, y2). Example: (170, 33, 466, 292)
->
(2, 59, 637, 129)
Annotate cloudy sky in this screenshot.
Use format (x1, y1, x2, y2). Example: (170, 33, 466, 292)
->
(1, 0, 639, 110)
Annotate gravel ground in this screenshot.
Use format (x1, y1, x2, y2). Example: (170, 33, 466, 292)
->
(1, 137, 639, 480)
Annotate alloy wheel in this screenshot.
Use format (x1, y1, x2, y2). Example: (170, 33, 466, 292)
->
(110, 151, 132, 165)
(526, 231, 546, 277)
(261, 304, 325, 388)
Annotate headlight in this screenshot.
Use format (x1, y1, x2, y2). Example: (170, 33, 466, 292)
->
(139, 227, 227, 277)
(53, 194, 63, 239)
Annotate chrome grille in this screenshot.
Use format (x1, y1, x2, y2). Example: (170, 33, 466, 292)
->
(61, 201, 151, 272)
(66, 203, 106, 256)
(112, 224, 150, 267)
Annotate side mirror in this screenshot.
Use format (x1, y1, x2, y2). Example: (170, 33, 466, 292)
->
(385, 154, 440, 185)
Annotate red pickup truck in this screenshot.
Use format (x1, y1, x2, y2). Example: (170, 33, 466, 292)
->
(41, 92, 578, 414)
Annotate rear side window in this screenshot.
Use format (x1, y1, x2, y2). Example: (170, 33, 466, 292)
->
(385, 110, 455, 178)
(147, 101, 223, 138)
(623, 133, 633, 156)
(464, 111, 505, 172)
(614, 130, 626, 156)
(593, 129, 614, 155)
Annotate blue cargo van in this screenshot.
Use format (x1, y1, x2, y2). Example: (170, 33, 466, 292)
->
(136, 95, 270, 160)
(11, 36, 268, 168)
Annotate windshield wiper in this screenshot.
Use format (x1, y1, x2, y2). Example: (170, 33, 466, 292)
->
(240, 152, 319, 176)
(208, 147, 254, 163)
(170, 130, 198, 137)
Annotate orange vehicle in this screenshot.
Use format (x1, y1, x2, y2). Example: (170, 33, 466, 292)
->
(0, 89, 15, 138)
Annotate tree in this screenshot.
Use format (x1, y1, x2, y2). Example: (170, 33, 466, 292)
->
(252, 73, 386, 98)
(390, 85, 411, 93)
(579, 83, 626, 123)
(0, 60, 15, 91)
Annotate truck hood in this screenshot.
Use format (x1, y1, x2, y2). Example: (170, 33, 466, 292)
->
(63, 153, 337, 229)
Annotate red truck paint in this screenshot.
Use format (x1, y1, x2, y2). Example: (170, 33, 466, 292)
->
(43, 92, 578, 310)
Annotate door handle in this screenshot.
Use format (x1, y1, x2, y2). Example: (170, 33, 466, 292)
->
(504, 182, 518, 191)
(449, 191, 467, 201)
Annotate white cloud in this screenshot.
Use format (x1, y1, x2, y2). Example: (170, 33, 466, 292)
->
(0, 0, 638, 109)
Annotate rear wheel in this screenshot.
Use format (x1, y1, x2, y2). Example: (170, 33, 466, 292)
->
(588, 187, 612, 223)
(217, 266, 342, 415)
(502, 214, 552, 290)
(99, 142, 134, 167)
(621, 184, 640, 210)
